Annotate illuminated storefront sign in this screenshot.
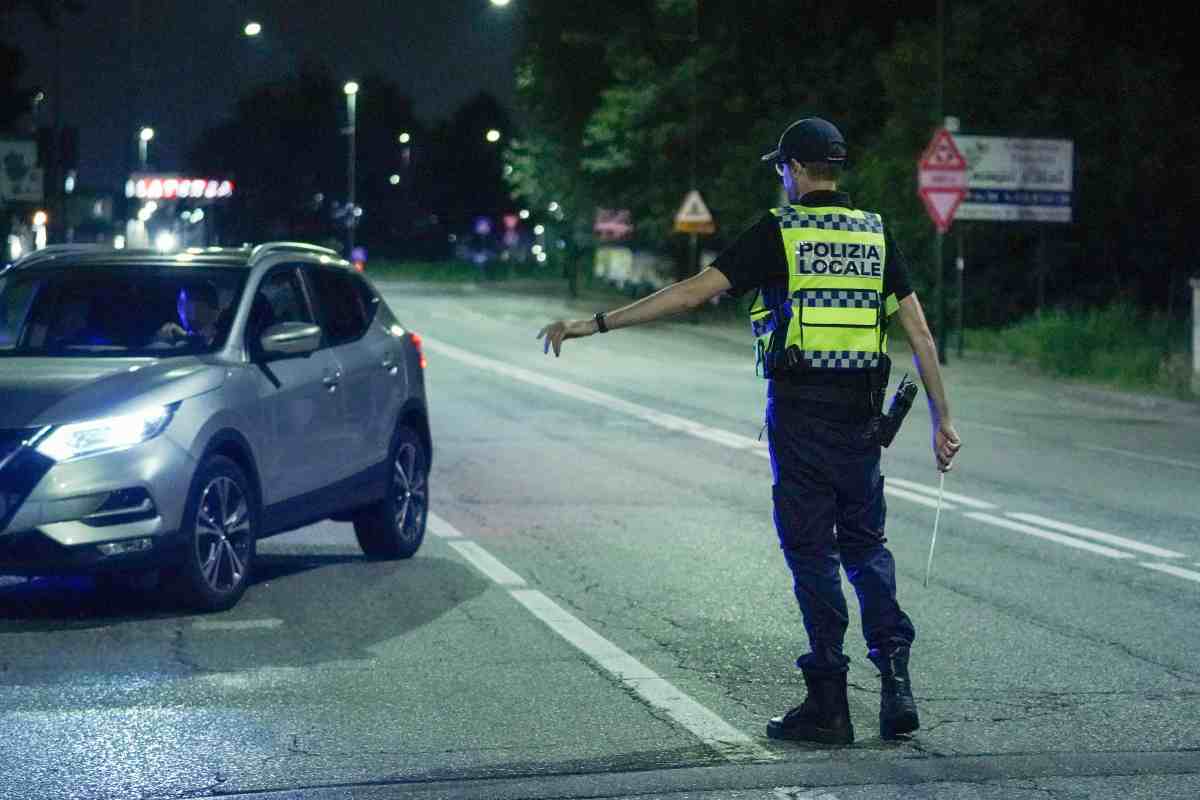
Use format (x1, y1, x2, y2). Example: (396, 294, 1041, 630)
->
(125, 174, 235, 201)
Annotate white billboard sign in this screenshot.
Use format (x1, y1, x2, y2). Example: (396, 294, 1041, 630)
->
(954, 136, 1073, 223)
(0, 139, 44, 203)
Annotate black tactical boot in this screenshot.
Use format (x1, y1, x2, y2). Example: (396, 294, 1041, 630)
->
(869, 646, 919, 739)
(766, 668, 854, 745)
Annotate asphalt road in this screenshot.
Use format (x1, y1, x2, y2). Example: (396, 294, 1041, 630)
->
(2, 281, 1199, 800)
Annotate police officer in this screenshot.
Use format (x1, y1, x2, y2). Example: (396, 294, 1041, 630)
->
(537, 117, 960, 745)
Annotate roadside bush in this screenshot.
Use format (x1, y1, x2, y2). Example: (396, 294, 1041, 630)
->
(965, 304, 1194, 398)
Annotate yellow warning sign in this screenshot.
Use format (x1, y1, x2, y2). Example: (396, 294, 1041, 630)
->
(674, 189, 716, 235)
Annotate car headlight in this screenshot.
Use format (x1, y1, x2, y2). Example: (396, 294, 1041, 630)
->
(36, 405, 175, 462)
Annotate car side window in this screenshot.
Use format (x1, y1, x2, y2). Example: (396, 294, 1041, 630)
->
(248, 267, 314, 347)
(353, 274, 381, 327)
(308, 268, 370, 346)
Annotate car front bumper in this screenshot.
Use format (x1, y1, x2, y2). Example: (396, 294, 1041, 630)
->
(0, 431, 196, 575)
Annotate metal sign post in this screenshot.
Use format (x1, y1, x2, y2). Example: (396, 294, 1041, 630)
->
(917, 128, 968, 365)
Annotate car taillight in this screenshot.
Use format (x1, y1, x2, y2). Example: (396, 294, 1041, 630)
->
(410, 332, 427, 369)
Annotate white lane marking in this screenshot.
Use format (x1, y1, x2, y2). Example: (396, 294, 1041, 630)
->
(958, 420, 1023, 436)
(884, 486, 958, 511)
(423, 337, 764, 451)
(1076, 444, 1200, 473)
(773, 790, 841, 800)
(1006, 513, 1186, 559)
(510, 588, 775, 763)
(192, 618, 284, 631)
(886, 477, 996, 510)
(1139, 562, 1200, 584)
(446, 540, 527, 587)
(964, 512, 1134, 560)
(427, 512, 463, 538)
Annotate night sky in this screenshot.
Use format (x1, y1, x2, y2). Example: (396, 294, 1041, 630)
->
(2, 0, 521, 192)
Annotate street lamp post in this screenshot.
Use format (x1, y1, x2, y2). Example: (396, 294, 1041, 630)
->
(344, 81, 360, 256)
(138, 126, 154, 170)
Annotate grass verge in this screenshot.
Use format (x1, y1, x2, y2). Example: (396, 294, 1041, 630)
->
(964, 305, 1195, 399)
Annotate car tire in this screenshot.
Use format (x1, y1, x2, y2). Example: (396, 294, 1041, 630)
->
(167, 454, 258, 612)
(354, 426, 428, 560)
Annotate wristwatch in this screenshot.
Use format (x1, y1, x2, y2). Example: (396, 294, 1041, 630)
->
(593, 311, 609, 333)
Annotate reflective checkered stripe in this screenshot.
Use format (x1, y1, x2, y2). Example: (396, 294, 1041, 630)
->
(800, 289, 880, 309)
(775, 209, 884, 234)
(803, 350, 881, 370)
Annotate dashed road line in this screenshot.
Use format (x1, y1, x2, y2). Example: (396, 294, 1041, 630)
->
(446, 540, 527, 587)
(511, 588, 775, 763)
(957, 419, 1023, 436)
(1139, 563, 1200, 584)
(422, 338, 1192, 579)
(884, 485, 957, 511)
(963, 513, 1134, 560)
(427, 512, 464, 538)
(886, 477, 996, 510)
(1076, 443, 1200, 472)
(1006, 513, 1185, 559)
(434, 516, 776, 764)
(192, 618, 283, 631)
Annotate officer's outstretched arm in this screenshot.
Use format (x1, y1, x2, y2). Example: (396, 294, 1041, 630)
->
(537, 268, 732, 357)
(896, 294, 961, 471)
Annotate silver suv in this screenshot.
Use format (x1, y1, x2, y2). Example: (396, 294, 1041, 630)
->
(0, 243, 431, 611)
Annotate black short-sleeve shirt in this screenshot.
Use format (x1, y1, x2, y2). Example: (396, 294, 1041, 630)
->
(710, 191, 914, 421)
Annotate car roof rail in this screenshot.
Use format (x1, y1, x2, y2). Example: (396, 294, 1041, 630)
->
(10, 243, 114, 269)
(248, 241, 345, 265)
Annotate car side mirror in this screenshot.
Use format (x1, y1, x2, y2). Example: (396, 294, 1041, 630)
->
(259, 322, 321, 359)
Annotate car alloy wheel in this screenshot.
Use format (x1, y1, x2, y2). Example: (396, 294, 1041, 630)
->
(354, 426, 427, 559)
(169, 454, 258, 611)
(194, 475, 252, 594)
(393, 441, 427, 545)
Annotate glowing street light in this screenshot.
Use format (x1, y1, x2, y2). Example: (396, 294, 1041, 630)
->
(533, 224, 545, 236)
(489, 0, 511, 6)
(485, 128, 502, 143)
(243, 21, 262, 37)
(138, 127, 155, 169)
(398, 132, 411, 145)
(344, 81, 360, 256)
(518, 209, 530, 219)
(547, 201, 560, 213)
(389, 174, 401, 185)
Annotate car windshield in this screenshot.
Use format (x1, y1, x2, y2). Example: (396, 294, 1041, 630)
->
(0, 265, 245, 357)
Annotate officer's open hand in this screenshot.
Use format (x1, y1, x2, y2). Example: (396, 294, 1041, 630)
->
(933, 420, 962, 472)
(536, 319, 594, 357)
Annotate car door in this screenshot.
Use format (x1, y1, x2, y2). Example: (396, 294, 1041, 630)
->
(304, 266, 400, 479)
(246, 265, 345, 506)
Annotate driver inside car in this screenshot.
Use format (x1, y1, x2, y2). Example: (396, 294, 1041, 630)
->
(155, 283, 223, 347)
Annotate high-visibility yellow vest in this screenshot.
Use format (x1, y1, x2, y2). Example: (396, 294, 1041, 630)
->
(749, 205, 899, 377)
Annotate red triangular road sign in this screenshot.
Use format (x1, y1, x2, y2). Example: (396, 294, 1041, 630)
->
(919, 188, 966, 233)
(919, 129, 967, 170)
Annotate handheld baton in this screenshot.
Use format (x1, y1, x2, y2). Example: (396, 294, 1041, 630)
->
(923, 472, 946, 588)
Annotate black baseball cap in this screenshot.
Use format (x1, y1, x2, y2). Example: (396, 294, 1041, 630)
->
(761, 117, 848, 165)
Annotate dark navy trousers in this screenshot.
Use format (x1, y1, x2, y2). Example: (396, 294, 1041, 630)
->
(766, 398, 915, 676)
